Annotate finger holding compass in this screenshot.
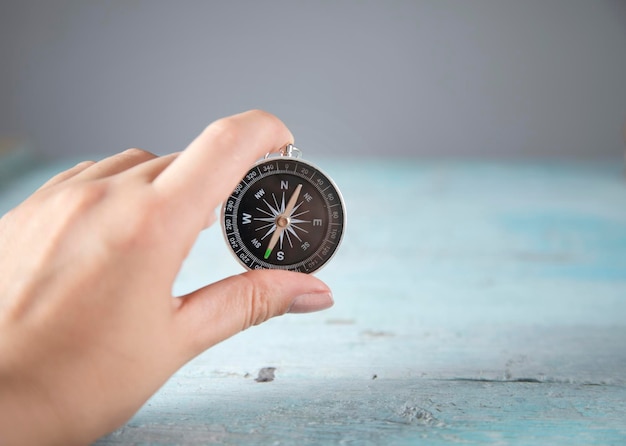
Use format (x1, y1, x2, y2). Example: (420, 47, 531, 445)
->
(264, 183, 303, 260)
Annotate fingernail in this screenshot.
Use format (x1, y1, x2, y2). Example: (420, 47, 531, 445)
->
(288, 292, 334, 314)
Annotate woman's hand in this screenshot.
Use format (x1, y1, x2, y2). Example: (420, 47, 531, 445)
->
(0, 110, 333, 445)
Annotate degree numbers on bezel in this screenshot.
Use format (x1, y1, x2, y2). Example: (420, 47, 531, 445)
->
(222, 157, 345, 273)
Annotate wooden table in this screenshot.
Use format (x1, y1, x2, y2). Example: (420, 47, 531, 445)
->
(2, 158, 625, 445)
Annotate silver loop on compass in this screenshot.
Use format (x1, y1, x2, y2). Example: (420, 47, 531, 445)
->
(281, 144, 302, 158)
(264, 144, 302, 160)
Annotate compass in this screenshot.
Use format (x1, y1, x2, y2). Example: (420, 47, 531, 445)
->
(221, 144, 346, 273)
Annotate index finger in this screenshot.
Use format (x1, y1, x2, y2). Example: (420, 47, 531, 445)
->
(153, 110, 294, 231)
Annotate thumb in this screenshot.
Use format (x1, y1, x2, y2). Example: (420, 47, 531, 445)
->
(173, 270, 333, 360)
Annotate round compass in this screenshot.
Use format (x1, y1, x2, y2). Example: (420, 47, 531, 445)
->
(222, 144, 346, 273)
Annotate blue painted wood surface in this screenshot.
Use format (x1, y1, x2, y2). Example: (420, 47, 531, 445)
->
(1, 158, 625, 445)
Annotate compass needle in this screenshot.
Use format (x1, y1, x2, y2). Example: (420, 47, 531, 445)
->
(263, 184, 302, 258)
(284, 184, 302, 216)
(222, 144, 345, 273)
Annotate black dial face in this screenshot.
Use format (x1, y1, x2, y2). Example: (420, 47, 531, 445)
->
(222, 157, 345, 273)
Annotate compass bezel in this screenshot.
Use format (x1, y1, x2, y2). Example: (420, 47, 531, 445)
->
(221, 155, 346, 274)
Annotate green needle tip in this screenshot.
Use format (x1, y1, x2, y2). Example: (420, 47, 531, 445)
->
(264, 248, 272, 259)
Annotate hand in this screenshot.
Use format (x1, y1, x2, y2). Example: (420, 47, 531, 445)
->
(0, 110, 333, 445)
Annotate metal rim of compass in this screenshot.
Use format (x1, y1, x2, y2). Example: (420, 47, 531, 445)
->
(221, 145, 346, 274)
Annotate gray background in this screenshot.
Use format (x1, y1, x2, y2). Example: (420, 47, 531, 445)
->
(1, 0, 625, 160)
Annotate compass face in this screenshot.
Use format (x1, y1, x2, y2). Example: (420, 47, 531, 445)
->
(222, 157, 345, 273)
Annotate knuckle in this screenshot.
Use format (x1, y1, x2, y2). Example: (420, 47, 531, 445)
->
(74, 160, 96, 169)
(247, 109, 273, 121)
(249, 109, 287, 136)
(55, 181, 108, 212)
(204, 110, 290, 162)
(122, 147, 155, 160)
(43, 184, 109, 232)
(15, 182, 109, 250)
(251, 109, 280, 127)
(206, 117, 242, 148)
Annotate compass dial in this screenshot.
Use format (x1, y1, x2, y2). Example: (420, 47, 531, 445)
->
(222, 156, 345, 273)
